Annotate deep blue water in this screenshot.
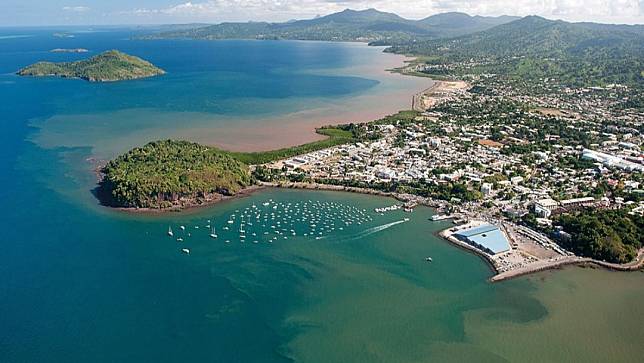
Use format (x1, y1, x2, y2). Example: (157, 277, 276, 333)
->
(0, 27, 385, 362)
(0, 27, 418, 362)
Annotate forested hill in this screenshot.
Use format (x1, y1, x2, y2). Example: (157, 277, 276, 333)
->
(388, 16, 644, 87)
(144, 9, 518, 42)
(98, 140, 252, 209)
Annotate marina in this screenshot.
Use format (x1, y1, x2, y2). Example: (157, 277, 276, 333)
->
(163, 198, 419, 253)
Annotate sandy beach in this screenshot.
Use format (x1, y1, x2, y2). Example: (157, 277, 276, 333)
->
(412, 80, 469, 112)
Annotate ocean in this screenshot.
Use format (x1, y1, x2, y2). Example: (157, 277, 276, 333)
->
(0, 27, 643, 363)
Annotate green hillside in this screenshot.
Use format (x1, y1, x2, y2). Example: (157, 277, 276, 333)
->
(145, 9, 518, 42)
(99, 140, 252, 209)
(388, 16, 644, 87)
(18, 50, 165, 82)
(417, 12, 518, 36)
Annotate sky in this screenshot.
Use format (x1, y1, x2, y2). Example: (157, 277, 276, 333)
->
(1, 0, 642, 26)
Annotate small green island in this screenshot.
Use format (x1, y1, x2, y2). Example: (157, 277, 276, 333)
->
(98, 140, 252, 209)
(17, 50, 165, 82)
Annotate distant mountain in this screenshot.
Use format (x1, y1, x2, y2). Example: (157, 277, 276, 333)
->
(145, 8, 518, 42)
(301, 8, 407, 25)
(389, 16, 644, 86)
(393, 16, 644, 59)
(418, 12, 520, 36)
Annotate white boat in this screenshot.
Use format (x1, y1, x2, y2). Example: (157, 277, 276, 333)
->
(425, 257, 433, 262)
(177, 237, 184, 242)
(431, 214, 451, 221)
(167, 226, 174, 237)
(404, 218, 410, 222)
(210, 226, 217, 239)
(182, 248, 190, 254)
(180, 225, 185, 231)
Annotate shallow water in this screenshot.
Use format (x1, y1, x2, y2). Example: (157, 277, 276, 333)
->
(1, 27, 643, 363)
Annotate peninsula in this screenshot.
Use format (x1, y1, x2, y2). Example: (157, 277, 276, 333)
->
(17, 50, 165, 82)
(96, 121, 394, 210)
(97, 140, 252, 210)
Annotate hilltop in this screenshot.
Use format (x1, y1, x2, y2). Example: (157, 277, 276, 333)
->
(97, 140, 252, 209)
(145, 9, 519, 42)
(17, 50, 165, 82)
(389, 16, 644, 87)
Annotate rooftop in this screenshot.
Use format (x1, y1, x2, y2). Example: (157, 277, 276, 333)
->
(455, 224, 511, 254)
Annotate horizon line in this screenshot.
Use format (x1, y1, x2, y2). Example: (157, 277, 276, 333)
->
(1, 9, 643, 28)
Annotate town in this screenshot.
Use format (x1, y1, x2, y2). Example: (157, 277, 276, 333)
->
(255, 73, 644, 280)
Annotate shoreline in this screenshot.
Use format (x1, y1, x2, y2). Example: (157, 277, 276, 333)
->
(85, 42, 641, 282)
(110, 185, 267, 215)
(411, 80, 470, 112)
(438, 222, 644, 282)
(260, 181, 644, 281)
(257, 181, 448, 209)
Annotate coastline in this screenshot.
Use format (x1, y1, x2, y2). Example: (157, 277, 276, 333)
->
(257, 181, 447, 209)
(439, 223, 644, 282)
(84, 41, 642, 282)
(110, 185, 266, 215)
(259, 181, 644, 281)
(33, 43, 432, 159)
(491, 250, 644, 282)
(411, 80, 470, 112)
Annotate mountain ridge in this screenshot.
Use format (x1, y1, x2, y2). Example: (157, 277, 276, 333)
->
(388, 15, 644, 87)
(146, 8, 520, 42)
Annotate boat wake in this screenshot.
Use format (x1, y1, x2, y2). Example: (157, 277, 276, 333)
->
(328, 219, 408, 242)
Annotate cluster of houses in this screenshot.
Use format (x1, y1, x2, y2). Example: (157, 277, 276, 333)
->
(265, 75, 643, 227)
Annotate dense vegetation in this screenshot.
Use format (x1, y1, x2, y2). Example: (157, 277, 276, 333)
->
(18, 50, 165, 82)
(99, 140, 251, 208)
(146, 9, 517, 42)
(553, 209, 643, 263)
(388, 16, 644, 88)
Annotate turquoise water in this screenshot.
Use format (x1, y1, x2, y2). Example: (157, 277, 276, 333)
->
(1, 28, 644, 363)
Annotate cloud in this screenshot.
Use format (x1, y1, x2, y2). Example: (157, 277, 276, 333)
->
(62, 6, 90, 13)
(119, 0, 643, 24)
